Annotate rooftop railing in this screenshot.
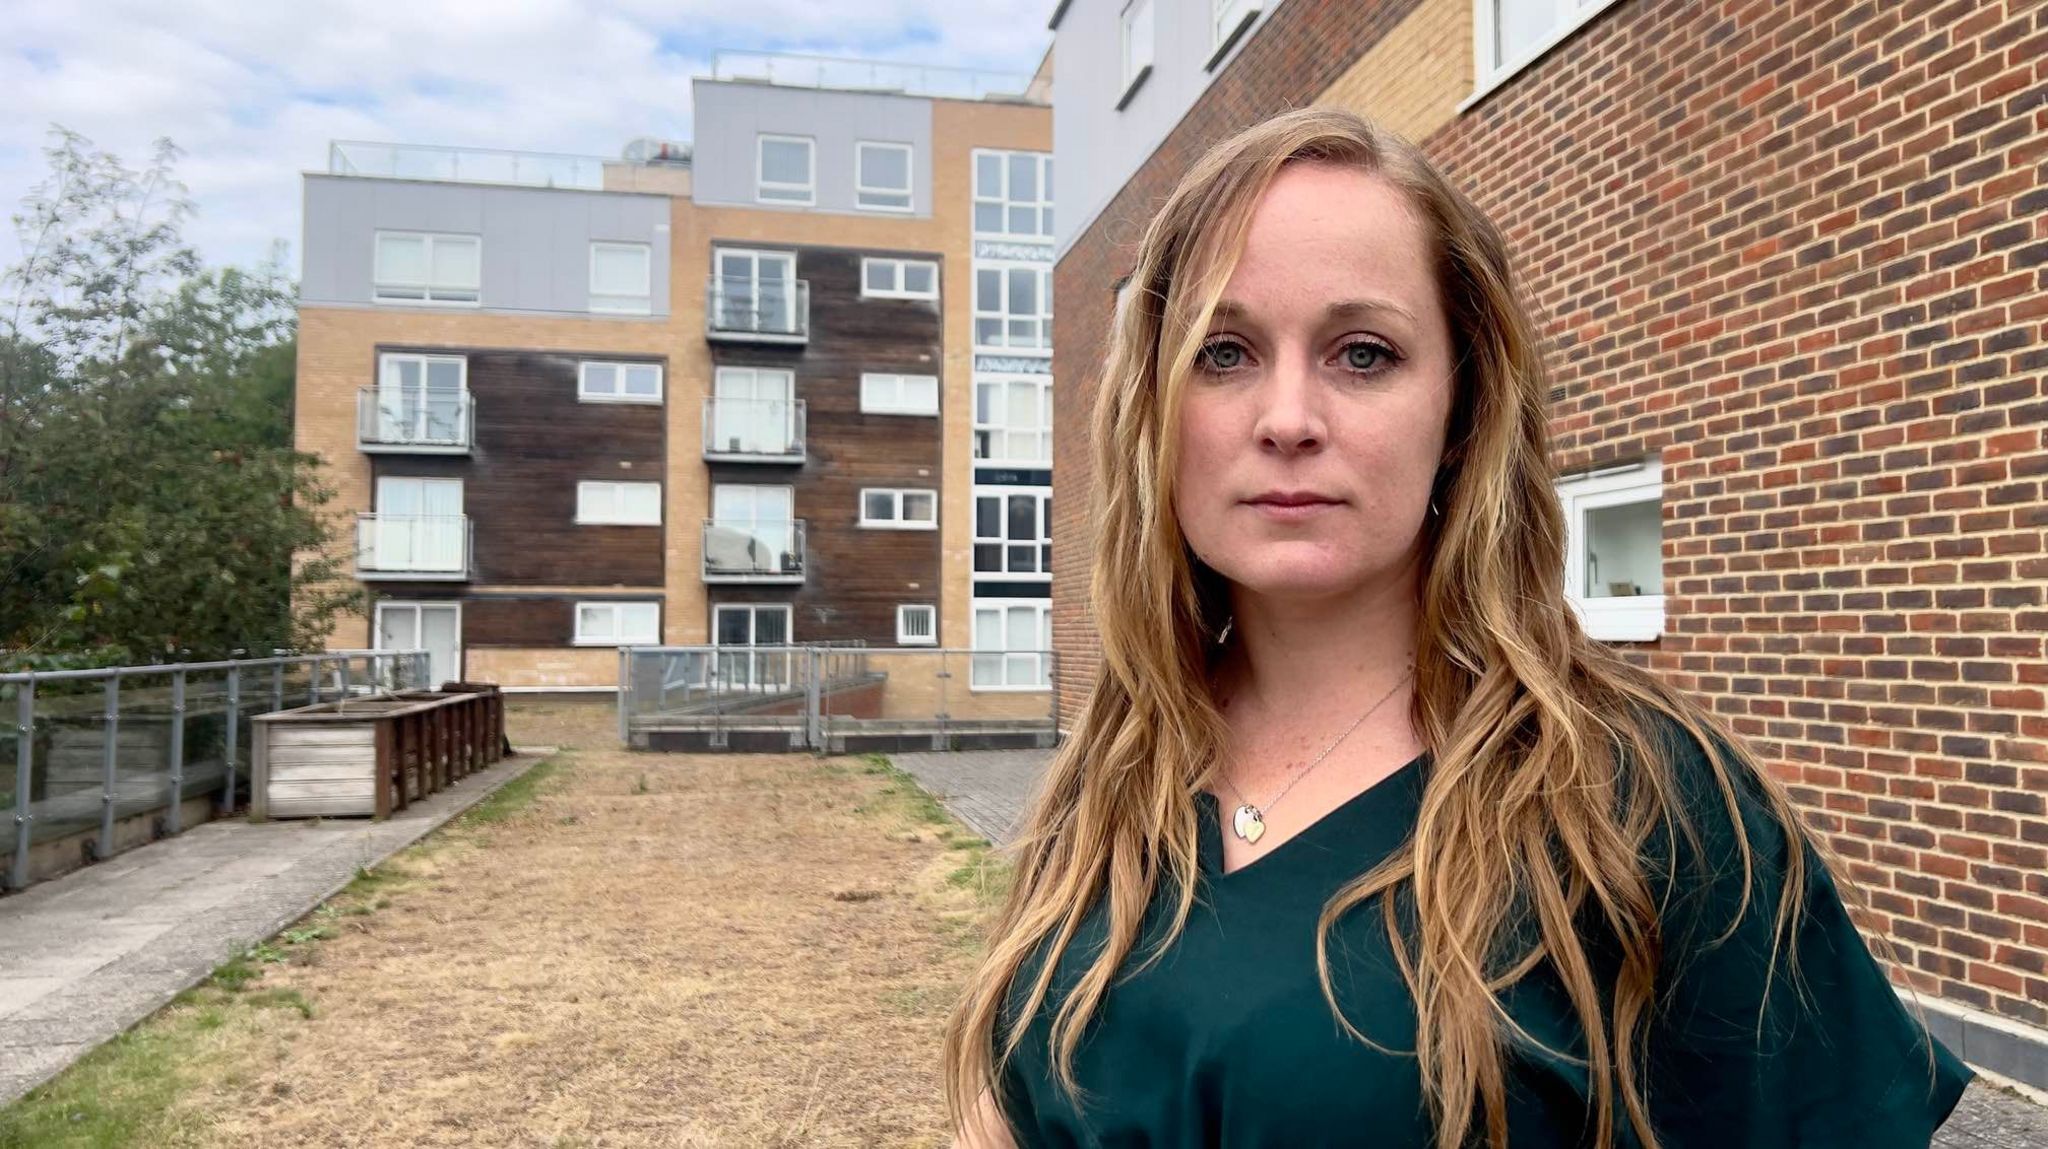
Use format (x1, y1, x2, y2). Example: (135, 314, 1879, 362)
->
(710, 50, 1040, 103)
(328, 140, 610, 189)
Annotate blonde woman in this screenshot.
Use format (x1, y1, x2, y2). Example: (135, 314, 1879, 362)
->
(943, 108, 1969, 1148)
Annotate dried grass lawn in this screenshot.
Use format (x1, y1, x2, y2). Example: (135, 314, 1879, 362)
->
(8, 699, 1005, 1148)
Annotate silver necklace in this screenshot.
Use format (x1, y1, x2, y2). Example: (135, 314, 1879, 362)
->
(1217, 668, 1412, 845)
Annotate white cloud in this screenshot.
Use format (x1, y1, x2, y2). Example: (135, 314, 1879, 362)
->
(0, 0, 1051, 273)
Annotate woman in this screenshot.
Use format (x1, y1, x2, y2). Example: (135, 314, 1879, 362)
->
(941, 108, 1970, 1148)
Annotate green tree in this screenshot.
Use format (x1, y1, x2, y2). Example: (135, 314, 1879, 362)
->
(0, 127, 358, 668)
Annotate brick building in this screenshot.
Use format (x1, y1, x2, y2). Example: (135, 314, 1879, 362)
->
(296, 51, 1056, 703)
(1047, 0, 2046, 1086)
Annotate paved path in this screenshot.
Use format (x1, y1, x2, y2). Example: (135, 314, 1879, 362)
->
(886, 747, 2048, 1145)
(0, 751, 546, 1107)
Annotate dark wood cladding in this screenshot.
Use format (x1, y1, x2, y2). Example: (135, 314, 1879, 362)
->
(461, 596, 572, 646)
(371, 347, 666, 587)
(708, 243, 944, 644)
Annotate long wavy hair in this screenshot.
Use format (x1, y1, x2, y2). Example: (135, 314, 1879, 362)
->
(941, 107, 1826, 1149)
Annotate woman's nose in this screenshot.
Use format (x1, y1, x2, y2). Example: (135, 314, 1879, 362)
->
(1253, 358, 1325, 455)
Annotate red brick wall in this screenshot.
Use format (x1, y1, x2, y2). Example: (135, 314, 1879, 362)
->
(1051, 0, 2048, 1026)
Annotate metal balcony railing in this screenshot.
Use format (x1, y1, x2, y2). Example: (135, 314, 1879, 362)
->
(701, 519, 806, 583)
(710, 50, 1040, 103)
(356, 515, 473, 580)
(356, 388, 474, 453)
(705, 276, 809, 343)
(702, 397, 805, 462)
(328, 140, 608, 189)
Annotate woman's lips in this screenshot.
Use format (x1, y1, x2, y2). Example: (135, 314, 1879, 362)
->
(1243, 498, 1342, 522)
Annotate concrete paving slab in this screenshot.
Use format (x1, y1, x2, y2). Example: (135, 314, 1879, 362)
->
(0, 752, 544, 1108)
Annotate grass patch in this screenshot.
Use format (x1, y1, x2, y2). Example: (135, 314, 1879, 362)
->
(458, 756, 563, 826)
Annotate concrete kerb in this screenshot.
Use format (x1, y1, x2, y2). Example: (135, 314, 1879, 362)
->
(0, 746, 558, 1109)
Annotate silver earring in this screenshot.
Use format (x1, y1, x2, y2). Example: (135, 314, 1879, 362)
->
(1216, 616, 1234, 645)
(1429, 497, 1442, 518)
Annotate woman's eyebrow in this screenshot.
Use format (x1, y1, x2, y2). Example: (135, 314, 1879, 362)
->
(1209, 297, 1416, 325)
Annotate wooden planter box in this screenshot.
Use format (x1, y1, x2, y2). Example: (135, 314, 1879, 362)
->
(249, 689, 506, 820)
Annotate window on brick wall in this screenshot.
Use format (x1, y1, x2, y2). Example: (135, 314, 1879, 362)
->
(1558, 460, 1663, 642)
(1119, 0, 1154, 107)
(1473, 0, 1624, 99)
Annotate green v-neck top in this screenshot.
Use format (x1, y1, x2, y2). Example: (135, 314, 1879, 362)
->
(993, 719, 1971, 1147)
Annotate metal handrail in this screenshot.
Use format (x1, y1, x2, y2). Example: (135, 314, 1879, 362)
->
(701, 397, 806, 458)
(356, 514, 473, 578)
(701, 519, 807, 579)
(329, 140, 609, 189)
(710, 50, 1038, 103)
(705, 276, 809, 341)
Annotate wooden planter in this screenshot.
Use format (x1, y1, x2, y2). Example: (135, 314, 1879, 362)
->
(249, 689, 507, 820)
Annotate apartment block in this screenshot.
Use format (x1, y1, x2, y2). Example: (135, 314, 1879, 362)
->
(1047, 0, 2047, 1082)
(296, 51, 1054, 699)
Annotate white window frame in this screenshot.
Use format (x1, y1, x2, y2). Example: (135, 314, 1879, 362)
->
(588, 241, 652, 315)
(860, 257, 940, 301)
(855, 141, 914, 213)
(573, 601, 661, 647)
(897, 604, 937, 646)
(971, 599, 1052, 692)
(1558, 460, 1664, 642)
(1119, 0, 1155, 107)
(575, 480, 663, 526)
(711, 603, 795, 689)
(372, 231, 480, 306)
(974, 262, 1053, 352)
(577, 360, 664, 404)
(973, 376, 1052, 466)
(1210, 0, 1260, 61)
(859, 487, 939, 530)
(972, 150, 1054, 240)
(755, 133, 815, 205)
(1468, 0, 1624, 108)
(860, 373, 940, 417)
(973, 486, 1052, 581)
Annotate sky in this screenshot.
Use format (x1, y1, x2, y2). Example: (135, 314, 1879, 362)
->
(0, 0, 1052, 274)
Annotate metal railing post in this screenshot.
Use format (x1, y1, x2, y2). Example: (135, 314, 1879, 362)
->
(10, 680, 36, 891)
(223, 668, 241, 813)
(98, 676, 119, 860)
(165, 669, 187, 835)
(309, 657, 322, 705)
(272, 661, 285, 714)
(339, 657, 352, 698)
(617, 648, 631, 746)
(805, 646, 822, 752)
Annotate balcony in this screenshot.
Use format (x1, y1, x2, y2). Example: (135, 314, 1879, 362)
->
(329, 140, 607, 189)
(702, 519, 806, 583)
(357, 515, 473, 580)
(706, 275, 809, 344)
(702, 398, 805, 463)
(357, 388, 474, 453)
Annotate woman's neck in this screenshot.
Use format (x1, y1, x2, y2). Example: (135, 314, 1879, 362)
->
(1214, 575, 1420, 723)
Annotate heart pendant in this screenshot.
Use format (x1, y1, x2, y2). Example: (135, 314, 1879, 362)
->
(1232, 804, 1266, 844)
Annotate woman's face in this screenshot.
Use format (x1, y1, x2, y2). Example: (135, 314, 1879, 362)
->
(1172, 164, 1456, 606)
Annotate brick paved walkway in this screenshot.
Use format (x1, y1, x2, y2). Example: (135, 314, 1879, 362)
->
(886, 747, 2048, 1145)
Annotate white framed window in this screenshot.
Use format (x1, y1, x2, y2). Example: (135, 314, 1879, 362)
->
(859, 488, 938, 530)
(712, 604, 793, 689)
(576, 480, 662, 526)
(756, 134, 815, 205)
(1559, 460, 1664, 642)
(574, 601, 661, 646)
(1472, 0, 1624, 101)
(1209, 0, 1260, 65)
(1119, 0, 1155, 105)
(974, 263, 1052, 351)
(370, 353, 469, 446)
(710, 366, 799, 456)
(578, 360, 663, 403)
(861, 373, 940, 416)
(897, 604, 937, 646)
(972, 150, 1054, 239)
(373, 231, 480, 305)
(974, 377, 1052, 465)
(861, 257, 939, 300)
(972, 600, 1051, 691)
(974, 488, 1051, 579)
(855, 141, 913, 212)
(589, 242, 652, 314)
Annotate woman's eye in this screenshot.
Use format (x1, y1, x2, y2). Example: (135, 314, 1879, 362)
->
(1342, 341, 1392, 372)
(1197, 339, 1246, 371)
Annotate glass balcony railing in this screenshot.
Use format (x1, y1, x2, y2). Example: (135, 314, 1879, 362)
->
(701, 519, 806, 583)
(702, 397, 805, 462)
(705, 275, 809, 343)
(329, 141, 608, 189)
(356, 515, 473, 580)
(356, 388, 474, 453)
